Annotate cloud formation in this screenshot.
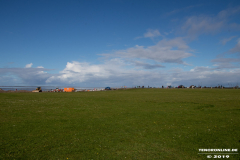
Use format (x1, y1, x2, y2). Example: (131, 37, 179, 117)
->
(144, 29, 161, 38)
(1, 58, 240, 87)
(1, 36, 195, 86)
(212, 39, 240, 69)
(229, 38, 240, 54)
(165, 5, 202, 17)
(104, 37, 193, 64)
(135, 29, 161, 40)
(181, 6, 240, 38)
(43, 61, 240, 87)
(217, 6, 240, 19)
(182, 15, 224, 38)
(0, 68, 52, 85)
(221, 36, 237, 45)
(25, 63, 33, 68)
(1, 6, 240, 87)
(133, 61, 165, 69)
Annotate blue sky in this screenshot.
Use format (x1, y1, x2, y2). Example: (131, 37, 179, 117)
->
(1, 0, 240, 87)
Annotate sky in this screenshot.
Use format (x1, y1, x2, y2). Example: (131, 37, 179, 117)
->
(0, 0, 240, 87)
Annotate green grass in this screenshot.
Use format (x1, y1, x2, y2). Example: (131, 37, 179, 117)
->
(0, 89, 239, 159)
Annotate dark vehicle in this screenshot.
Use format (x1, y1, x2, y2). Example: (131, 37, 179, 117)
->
(105, 87, 111, 90)
(178, 85, 184, 88)
(167, 86, 172, 88)
(189, 85, 195, 88)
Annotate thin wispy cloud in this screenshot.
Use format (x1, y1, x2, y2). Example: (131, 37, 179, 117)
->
(229, 38, 240, 54)
(181, 15, 224, 38)
(221, 36, 237, 45)
(212, 58, 240, 63)
(144, 29, 161, 38)
(134, 29, 161, 40)
(217, 6, 240, 19)
(212, 39, 240, 69)
(165, 4, 203, 17)
(181, 6, 240, 38)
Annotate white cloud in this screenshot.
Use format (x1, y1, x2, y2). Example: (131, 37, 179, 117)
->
(212, 38, 240, 69)
(221, 36, 237, 45)
(103, 37, 193, 64)
(212, 58, 240, 63)
(37, 66, 44, 68)
(1, 59, 240, 87)
(181, 6, 240, 38)
(0, 68, 52, 85)
(228, 23, 240, 31)
(217, 6, 240, 19)
(211, 56, 240, 69)
(189, 66, 211, 72)
(165, 5, 203, 17)
(181, 15, 224, 38)
(44, 60, 240, 87)
(46, 61, 112, 84)
(144, 29, 161, 38)
(25, 63, 33, 68)
(229, 38, 240, 54)
(25, 37, 194, 85)
(173, 68, 240, 87)
(134, 36, 142, 40)
(133, 61, 165, 69)
(134, 29, 161, 40)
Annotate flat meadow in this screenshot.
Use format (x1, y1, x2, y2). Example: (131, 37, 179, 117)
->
(0, 89, 239, 159)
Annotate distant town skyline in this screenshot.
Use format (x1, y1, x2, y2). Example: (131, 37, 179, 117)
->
(1, 0, 240, 87)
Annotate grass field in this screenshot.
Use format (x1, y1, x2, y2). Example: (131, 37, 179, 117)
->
(0, 89, 239, 159)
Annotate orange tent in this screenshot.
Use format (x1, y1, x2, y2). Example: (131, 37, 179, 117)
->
(64, 88, 75, 92)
